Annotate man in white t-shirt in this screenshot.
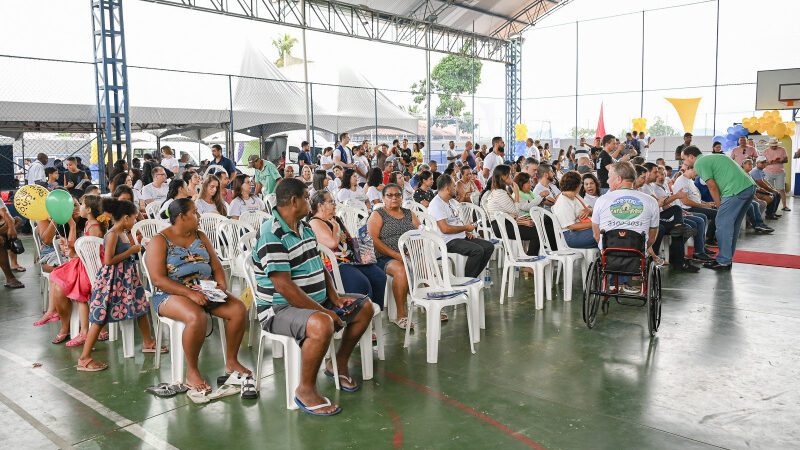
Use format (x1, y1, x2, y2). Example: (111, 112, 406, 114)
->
(26, 153, 48, 185)
(140, 166, 169, 209)
(429, 174, 494, 278)
(592, 162, 660, 250)
(446, 141, 458, 162)
(482, 136, 506, 179)
(524, 138, 541, 160)
(352, 145, 370, 186)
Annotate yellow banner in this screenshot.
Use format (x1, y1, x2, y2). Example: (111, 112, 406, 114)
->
(665, 97, 702, 133)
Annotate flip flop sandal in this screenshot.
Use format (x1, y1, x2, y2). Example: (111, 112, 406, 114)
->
(145, 383, 177, 398)
(97, 331, 109, 341)
(11, 267, 26, 273)
(66, 334, 86, 347)
(34, 313, 60, 326)
(4, 282, 24, 289)
(294, 396, 342, 416)
(207, 384, 241, 401)
(323, 370, 361, 393)
(76, 358, 108, 372)
(185, 383, 212, 404)
(169, 384, 189, 394)
(142, 344, 169, 354)
(217, 370, 254, 386)
(52, 332, 69, 345)
(240, 376, 259, 400)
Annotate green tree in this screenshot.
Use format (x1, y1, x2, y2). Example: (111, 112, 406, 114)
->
(272, 34, 298, 68)
(647, 116, 679, 137)
(409, 41, 482, 127)
(569, 127, 596, 138)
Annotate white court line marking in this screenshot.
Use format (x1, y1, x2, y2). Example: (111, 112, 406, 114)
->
(0, 390, 74, 449)
(0, 348, 177, 450)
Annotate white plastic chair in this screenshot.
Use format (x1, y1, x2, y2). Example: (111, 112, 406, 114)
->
(265, 193, 276, 211)
(145, 202, 161, 220)
(131, 219, 168, 246)
(336, 204, 368, 237)
(493, 212, 552, 310)
(344, 198, 369, 212)
(408, 201, 429, 217)
(459, 201, 503, 270)
(75, 236, 136, 358)
(221, 219, 253, 289)
(33, 227, 63, 312)
(141, 258, 230, 384)
(317, 244, 385, 374)
(397, 230, 475, 364)
(528, 207, 585, 302)
(238, 210, 271, 234)
(199, 213, 228, 268)
(239, 256, 339, 409)
(531, 206, 597, 289)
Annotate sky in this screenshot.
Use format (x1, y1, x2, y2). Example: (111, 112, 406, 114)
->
(1, 0, 799, 139)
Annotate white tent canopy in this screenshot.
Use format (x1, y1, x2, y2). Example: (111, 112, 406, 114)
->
(0, 46, 418, 138)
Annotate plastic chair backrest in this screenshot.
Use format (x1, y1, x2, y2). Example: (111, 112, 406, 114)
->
(219, 219, 253, 262)
(145, 202, 161, 220)
(372, 202, 384, 211)
(199, 213, 227, 256)
(458, 202, 493, 241)
(492, 211, 527, 263)
(397, 229, 452, 297)
(132, 219, 168, 246)
(408, 201, 428, 216)
(239, 230, 257, 256)
(31, 225, 43, 260)
(529, 206, 570, 253)
(416, 211, 437, 232)
(317, 244, 344, 291)
(336, 204, 368, 237)
(237, 254, 272, 305)
(239, 210, 271, 234)
(469, 191, 481, 205)
(265, 193, 276, 210)
(204, 164, 227, 178)
(74, 236, 104, 285)
(344, 198, 368, 212)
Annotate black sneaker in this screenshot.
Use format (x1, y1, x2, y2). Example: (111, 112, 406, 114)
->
(672, 262, 700, 273)
(692, 253, 714, 262)
(766, 214, 780, 220)
(670, 224, 696, 239)
(782, 207, 791, 212)
(705, 261, 732, 271)
(754, 224, 775, 233)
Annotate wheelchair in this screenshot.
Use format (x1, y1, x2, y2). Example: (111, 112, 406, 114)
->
(582, 229, 662, 336)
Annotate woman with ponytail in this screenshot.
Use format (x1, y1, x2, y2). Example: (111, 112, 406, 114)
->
(78, 198, 161, 372)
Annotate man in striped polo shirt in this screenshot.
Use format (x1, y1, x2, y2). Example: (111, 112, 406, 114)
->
(252, 178, 373, 416)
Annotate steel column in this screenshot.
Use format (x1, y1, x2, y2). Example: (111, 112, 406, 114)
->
(91, 0, 132, 191)
(505, 37, 521, 159)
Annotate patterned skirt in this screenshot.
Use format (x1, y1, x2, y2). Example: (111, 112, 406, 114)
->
(88, 259, 148, 325)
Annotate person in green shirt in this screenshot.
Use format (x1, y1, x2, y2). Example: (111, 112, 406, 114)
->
(248, 155, 282, 196)
(681, 146, 755, 270)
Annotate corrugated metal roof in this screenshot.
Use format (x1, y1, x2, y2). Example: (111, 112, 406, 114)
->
(344, 0, 566, 40)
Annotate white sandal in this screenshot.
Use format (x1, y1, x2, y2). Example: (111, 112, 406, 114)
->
(393, 317, 414, 330)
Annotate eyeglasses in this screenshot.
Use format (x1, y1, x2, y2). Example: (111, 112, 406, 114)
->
(385, 193, 402, 198)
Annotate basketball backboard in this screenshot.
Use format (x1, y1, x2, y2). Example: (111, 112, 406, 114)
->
(756, 68, 800, 110)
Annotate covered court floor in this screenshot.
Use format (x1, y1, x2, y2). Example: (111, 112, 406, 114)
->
(1, 203, 797, 449)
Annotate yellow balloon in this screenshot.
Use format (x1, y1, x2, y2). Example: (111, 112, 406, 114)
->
(13, 184, 50, 221)
(775, 122, 788, 138)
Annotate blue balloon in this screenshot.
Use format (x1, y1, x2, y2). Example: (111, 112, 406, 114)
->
(712, 135, 725, 144)
(727, 127, 736, 135)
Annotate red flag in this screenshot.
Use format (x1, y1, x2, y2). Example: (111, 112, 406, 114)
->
(595, 102, 606, 138)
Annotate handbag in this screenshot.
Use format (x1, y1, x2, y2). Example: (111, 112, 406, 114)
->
(350, 225, 377, 265)
(5, 237, 24, 255)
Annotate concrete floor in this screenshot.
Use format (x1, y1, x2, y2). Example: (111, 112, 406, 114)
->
(0, 198, 797, 449)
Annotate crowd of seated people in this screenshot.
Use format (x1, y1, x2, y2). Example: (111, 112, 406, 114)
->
(13, 129, 793, 414)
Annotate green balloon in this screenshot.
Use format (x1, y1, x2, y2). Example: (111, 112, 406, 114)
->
(45, 189, 75, 225)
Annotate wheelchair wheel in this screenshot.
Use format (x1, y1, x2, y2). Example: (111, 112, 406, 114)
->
(646, 263, 662, 336)
(583, 261, 601, 329)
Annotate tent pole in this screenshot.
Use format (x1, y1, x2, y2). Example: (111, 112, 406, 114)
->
(425, 27, 432, 162)
(228, 75, 235, 163)
(374, 88, 379, 149)
(302, 0, 311, 147)
(310, 83, 316, 154)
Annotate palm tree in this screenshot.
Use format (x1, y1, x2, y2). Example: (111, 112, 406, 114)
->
(272, 34, 298, 67)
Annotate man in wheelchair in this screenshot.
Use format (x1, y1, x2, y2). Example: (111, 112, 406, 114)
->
(591, 161, 660, 294)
